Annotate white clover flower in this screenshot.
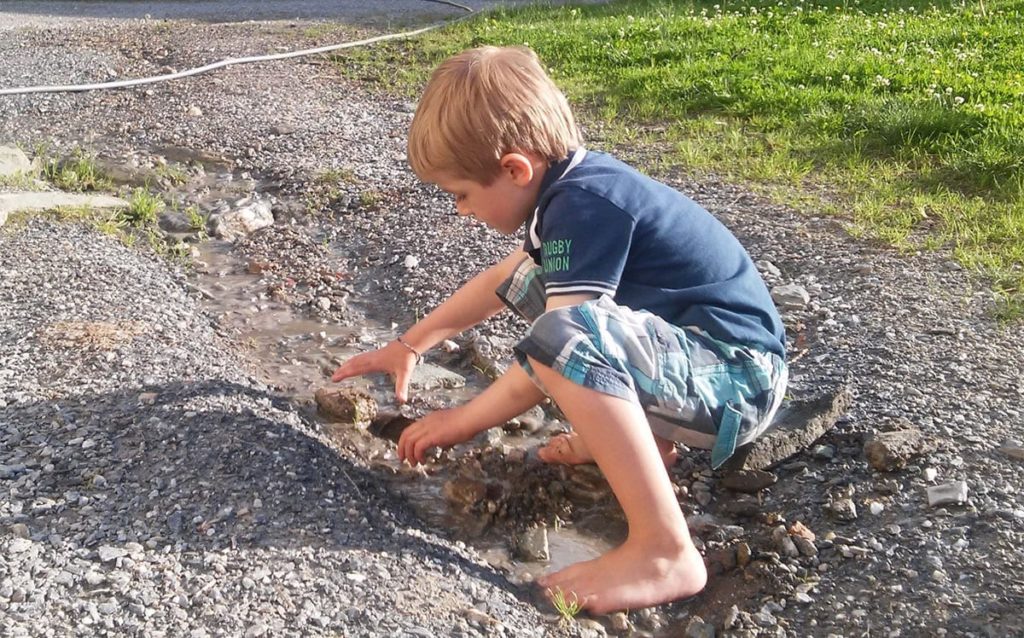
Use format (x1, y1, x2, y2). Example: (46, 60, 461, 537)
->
(945, 87, 953, 94)
(953, 96, 965, 105)
(842, 74, 851, 82)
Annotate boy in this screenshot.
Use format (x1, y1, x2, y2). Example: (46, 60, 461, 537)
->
(332, 46, 787, 613)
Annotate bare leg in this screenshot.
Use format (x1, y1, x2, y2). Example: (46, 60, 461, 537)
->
(528, 356, 706, 614)
(539, 430, 678, 467)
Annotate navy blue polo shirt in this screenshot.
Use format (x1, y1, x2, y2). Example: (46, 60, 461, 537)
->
(523, 148, 786, 358)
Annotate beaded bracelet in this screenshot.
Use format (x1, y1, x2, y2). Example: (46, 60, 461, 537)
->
(395, 336, 423, 364)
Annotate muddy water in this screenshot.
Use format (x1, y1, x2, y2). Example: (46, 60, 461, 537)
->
(192, 238, 625, 586)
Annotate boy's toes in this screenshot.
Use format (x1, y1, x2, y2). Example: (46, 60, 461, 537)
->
(537, 433, 594, 465)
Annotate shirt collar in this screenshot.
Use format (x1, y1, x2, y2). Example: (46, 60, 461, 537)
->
(526, 147, 587, 250)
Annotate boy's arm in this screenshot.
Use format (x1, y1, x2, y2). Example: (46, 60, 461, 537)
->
(332, 247, 529, 402)
(399, 247, 528, 354)
(397, 362, 545, 463)
(397, 292, 602, 463)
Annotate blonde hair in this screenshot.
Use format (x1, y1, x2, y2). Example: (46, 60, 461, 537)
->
(408, 46, 582, 184)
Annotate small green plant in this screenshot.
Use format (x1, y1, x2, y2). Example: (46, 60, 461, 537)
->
(123, 188, 164, 226)
(548, 588, 582, 623)
(358, 189, 380, 209)
(155, 162, 189, 186)
(0, 171, 42, 190)
(184, 204, 206, 234)
(41, 149, 111, 192)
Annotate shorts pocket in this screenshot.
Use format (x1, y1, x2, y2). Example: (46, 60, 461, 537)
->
(710, 402, 743, 470)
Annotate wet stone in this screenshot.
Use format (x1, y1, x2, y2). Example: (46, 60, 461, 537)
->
(408, 363, 466, 391)
(314, 387, 377, 426)
(368, 413, 415, 444)
(512, 526, 550, 562)
(443, 477, 488, 512)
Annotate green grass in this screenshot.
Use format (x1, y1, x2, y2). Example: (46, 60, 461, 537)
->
(124, 188, 164, 226)
(41, 149, 112, 192)
(548, 588, 583, 623)
(333, 0, 1024, 318)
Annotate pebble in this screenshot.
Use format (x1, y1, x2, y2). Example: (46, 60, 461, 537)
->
(927, 481, 969, 507)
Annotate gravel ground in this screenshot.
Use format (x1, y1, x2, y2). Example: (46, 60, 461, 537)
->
(2, 5, 1023, 638)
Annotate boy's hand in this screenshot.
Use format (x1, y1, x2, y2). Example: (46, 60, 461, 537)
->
(331, 341, 418, 403)
(397, 407, 477, 464)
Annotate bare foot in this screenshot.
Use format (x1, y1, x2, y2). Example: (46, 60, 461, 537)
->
(538, 432, 678, 467)
(538, 536, 707, 614)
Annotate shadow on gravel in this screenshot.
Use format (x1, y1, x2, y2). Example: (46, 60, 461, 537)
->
(1, 378, 525, 598)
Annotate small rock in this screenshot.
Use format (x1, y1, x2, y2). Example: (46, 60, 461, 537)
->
(864, 426, 929, 472)
(463, 608, 497, 627)
(609, 612, 630, 631)
(723, 605, 740, 629)
(315, 297, 332, 311)
(138, 392, 159, 405)
(812, 444, 835, 460)
(8, 537, 33, 553)
(792, 535, 818, 557)
(828, 498, 858, 521)
(187, 105, 203, 117)
(441, 339, 460, 353)
(9, 523, 29, 539)
(314, 387, 377, 425)
(403, 255, 420, 269)
(927, 481, 968, 507)
(720, 469, 777, 493)
(869, 501, 885, 515)
(513, 527, 550, 562)
(442, 477, 488, 511)
(923, 467, 938, 482)
(736, 542, 752, 568)
(98, 545, 128, 562)
(788, 521, 816, 541)
(772, 525, 800, 558)
(770, 283, 810, 310)
(576, 619, 607, 637)
(684, 615, 716, 638)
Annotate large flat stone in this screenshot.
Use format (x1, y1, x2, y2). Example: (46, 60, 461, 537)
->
(0, 145, 32, 178)
(409, 363, 466, 391)
(0, 192, 128, 219)
(721, 383, 852, 472)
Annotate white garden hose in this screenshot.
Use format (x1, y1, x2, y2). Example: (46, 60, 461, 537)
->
(0, 0, 475, 96)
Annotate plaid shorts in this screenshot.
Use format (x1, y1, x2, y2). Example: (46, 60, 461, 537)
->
(497, 258, 787, 469)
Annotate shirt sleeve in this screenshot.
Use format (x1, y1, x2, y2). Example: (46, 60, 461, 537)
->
(538, 188, 636, 297)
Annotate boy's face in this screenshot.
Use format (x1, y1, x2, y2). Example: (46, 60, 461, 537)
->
(433, 154, 544, 235)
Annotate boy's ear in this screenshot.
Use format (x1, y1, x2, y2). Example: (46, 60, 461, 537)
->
(499, 152, 536, 186)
